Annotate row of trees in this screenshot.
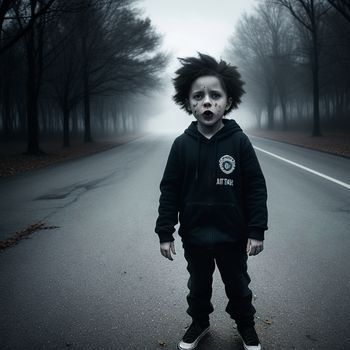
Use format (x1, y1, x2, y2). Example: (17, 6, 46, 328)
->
(0, 0, 168, 154)
(226, 0, 350, 135)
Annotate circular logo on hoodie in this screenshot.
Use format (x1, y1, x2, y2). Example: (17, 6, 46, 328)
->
(219, 155, 235, 174)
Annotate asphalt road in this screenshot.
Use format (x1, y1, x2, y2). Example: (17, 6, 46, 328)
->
(0, 132, 349, 350)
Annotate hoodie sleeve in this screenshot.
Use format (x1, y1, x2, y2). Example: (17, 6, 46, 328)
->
(240, 133, 268, 241)
(155, 138, 182, 243)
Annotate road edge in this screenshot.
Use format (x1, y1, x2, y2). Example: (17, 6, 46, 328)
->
(247, 132, 350, 160)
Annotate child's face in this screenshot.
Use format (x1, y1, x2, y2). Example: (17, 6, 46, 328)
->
(187, 75, 232, 128)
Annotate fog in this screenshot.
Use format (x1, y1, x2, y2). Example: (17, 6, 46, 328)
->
(1, 0, 349, 153)
(144, 85, 256, 135)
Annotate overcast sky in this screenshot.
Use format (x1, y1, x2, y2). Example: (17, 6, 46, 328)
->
(139, 0, 258, 133)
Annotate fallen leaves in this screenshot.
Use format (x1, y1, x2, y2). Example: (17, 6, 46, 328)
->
(255, 315, 273, 325)
(158, 339, 166, 346)
(0, 135, 142, 178)
(0, 221, 59, 251)
(263, 318, 272, 325)
(248, 130, 350, 158)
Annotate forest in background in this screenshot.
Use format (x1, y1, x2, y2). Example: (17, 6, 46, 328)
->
(0, 0, 168, 154)
(225, 0, 350, 136)
(1, 0, 349, 157)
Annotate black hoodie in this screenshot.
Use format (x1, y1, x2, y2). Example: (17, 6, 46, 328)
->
(155, 118, 268, 245)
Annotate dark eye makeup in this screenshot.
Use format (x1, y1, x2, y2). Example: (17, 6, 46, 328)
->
(192, 91, 221, 100)
(193, 93, 203, 100)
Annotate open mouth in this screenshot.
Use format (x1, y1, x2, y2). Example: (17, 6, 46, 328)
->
(203, 110, 214, 117)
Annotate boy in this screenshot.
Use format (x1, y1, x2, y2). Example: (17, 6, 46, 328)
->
(155, 53, 268, 350)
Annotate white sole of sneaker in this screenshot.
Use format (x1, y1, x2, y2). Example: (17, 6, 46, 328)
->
(239, 334, 262, 350)
(177, 326, 210, 350)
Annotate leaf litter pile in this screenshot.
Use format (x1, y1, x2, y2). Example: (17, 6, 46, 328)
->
(0, 221, 59, 251)
(0, 134, 142, 178)
(248, 129, 350, 158)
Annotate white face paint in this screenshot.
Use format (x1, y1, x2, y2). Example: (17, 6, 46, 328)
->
(187, 75, 232, 134)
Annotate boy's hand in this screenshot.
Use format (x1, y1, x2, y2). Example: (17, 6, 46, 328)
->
(160, 241, 176, 261)
(246, 238, 264, 256)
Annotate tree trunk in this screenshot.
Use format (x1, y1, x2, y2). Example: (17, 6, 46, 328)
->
(83, 88, 92, 142)
(25, 30, 41, 154)
(267, 88, 274, 130)
(311, 25, 321, 136)
(25, 8, 45, 155)
(280, 95, 287, 131)
(122, 113, 127, 133)
(71, 107, 78, 138)
(82, 35, 92, 143)
(63, 103, 70, 147)
(1, 82, 10, 141)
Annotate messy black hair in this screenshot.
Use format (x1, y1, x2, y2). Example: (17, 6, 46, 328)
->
(172, 52, 245, 115)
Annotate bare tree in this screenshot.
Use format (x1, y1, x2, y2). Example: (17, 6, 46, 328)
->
(0, 0, 56, 55)
(0, 0, 169, 150)
(272, 0, 331, 136)
(257, 2, 297, 130)
(77, 0, 168, 142)
(226, 3, 296, 131)
(46, 9, 83, 147)
(22, 0, 47, 154)
(327, 0, 350, 22)
(228, 13, 276, 129)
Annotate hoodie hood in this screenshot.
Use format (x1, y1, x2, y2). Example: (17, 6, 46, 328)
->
(184, 118, 242, 139)
(184, 118, 243, 180)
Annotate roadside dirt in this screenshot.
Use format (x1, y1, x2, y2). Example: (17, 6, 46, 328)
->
(247, 129, 350, 159)
(0, 133, 143, 178)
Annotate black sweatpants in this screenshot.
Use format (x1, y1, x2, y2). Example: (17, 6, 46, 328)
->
(182, 240, 256, 327)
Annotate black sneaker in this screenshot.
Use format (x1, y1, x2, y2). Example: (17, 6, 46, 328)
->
(237, 325, 261, 350)
(177, 320, 210, 350)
